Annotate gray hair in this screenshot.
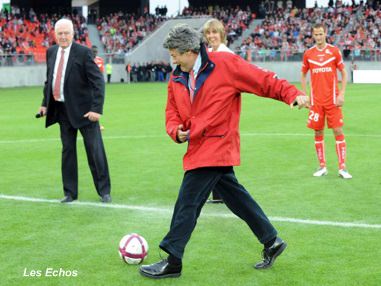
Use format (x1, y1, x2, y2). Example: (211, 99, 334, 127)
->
(55, 18, 74, 34)
(163, 24, 202, 54)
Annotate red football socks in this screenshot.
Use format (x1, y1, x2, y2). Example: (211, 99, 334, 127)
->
(314, 135, 326, 168)
(335, 134, 346, 170)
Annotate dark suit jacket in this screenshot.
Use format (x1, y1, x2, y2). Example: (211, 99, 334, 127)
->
(42, 42, 105, 129)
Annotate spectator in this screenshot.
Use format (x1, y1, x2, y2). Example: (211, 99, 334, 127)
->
(126, 62, 131, 83)
(106, 61, 112, 83)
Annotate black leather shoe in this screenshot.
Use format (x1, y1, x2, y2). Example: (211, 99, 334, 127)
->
(100, 194, 111, 203)
(254, 237, 287, 269)
(139, 259, 182, 279)
(60, 196, 76, 203)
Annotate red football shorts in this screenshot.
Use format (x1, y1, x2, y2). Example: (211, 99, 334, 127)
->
(307, 104, 344, 130)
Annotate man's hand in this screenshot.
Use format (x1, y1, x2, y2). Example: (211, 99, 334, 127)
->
(336, 91, 345, 107)
(84, 111, 101, 122)
(291, 95, 310, 109)
(177, 124, 189, 143)
(37, 106, 47, 117)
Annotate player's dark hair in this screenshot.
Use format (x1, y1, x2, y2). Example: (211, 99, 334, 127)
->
(312, 23, 326, 32)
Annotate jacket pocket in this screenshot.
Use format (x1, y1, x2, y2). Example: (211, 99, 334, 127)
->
(202, 123, 228, 138)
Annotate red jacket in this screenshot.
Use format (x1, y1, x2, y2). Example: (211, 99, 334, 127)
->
(166, 45, 302, 171)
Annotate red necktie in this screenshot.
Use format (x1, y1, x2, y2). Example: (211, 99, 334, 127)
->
(53, 49, 65, 101)
(189, 70, 195, 103)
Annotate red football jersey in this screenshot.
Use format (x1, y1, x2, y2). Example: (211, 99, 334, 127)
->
(302, 44, 345, 106)
(94, 56, 105, 73)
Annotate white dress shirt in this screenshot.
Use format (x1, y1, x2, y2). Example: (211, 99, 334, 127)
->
(52, 44, 72, 102)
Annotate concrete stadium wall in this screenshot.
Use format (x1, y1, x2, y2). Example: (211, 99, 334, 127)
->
(0, 65, 47, 88)
(1, 61, 381, 88)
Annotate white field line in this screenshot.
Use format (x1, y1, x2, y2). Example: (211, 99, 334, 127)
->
(0, 132, 381, 144)
(1, 194, 380, 230)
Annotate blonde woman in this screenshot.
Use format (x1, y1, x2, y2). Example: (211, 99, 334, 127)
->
(203, 18, 234, 53)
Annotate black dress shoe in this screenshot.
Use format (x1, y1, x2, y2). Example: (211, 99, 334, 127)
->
(254, 237, 287, 269)
(139, 259, 182, 279)
(60, 196, 76, 203)
(100, 194, 111, 203)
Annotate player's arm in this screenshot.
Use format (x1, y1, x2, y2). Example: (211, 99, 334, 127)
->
(336, 68, 347, 107)
(300, 51, 310, 96)
(300, 50, 310, 96)
(300, 72, 308, 95)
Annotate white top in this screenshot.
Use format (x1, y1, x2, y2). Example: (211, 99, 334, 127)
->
(53, 44, 72, 102)
(208, 43, 234, 54)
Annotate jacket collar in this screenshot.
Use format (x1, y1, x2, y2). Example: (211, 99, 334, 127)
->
(171, 44, 215, 98)
(64, 42, 78, 83)
(172, 44, 211, 77)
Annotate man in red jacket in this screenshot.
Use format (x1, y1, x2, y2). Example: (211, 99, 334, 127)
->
(139, 24, 309, 279)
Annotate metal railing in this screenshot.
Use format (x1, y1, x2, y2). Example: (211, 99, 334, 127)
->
(234, 48, 381, 62)
(0, 52, 127, 67)
(0, 53, 36, 67)
(1, 48, 381, 67)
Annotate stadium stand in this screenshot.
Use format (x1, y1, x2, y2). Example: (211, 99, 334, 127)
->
(2, 2, 380, 66)
(0, 9, 90, 66)
(1, 2, 381, 86)
(96, 11, 166, 57)
(236, 2, 381, 61)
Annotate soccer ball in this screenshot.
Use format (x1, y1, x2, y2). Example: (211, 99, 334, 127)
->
(118, 233, 149, 264)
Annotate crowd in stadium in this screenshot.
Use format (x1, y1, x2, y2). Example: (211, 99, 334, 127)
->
(1, 1, 381, 67)
(0, 8, 89, 66)
(237, 1, 381, 61)
(96, 11, 166, 56)
(129, 61, 172, 82)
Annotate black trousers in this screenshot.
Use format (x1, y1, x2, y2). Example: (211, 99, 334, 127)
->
(160, 167, 277, 259)
(57, 103, 111, 199)
(211, 188, 222, 200)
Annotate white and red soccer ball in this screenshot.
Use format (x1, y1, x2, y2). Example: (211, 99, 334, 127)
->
(118, 233, 148, 264)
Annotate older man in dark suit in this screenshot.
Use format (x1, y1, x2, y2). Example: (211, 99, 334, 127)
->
(37, 18, 111, 203)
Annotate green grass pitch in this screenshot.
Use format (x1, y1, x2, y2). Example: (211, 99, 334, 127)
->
(0, 83, 380, 286)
